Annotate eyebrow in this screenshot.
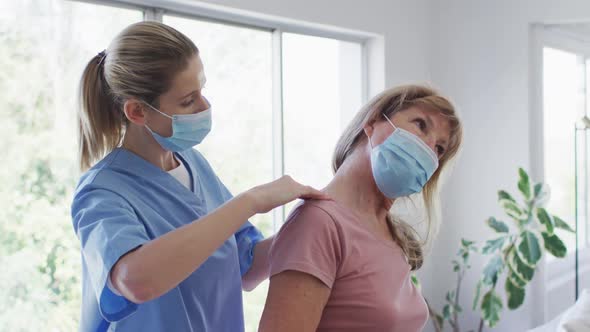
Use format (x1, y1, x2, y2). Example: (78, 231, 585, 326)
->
(178, 76, 207, 101)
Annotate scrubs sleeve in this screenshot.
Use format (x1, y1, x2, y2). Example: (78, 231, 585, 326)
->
(72, 187, 150, 322)
(217, 179, 264, 276)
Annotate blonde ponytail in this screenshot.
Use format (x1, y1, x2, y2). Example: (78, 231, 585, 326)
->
(78, 52, 124, 171)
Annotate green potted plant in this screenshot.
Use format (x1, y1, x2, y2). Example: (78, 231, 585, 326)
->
(426, 168, 574, 332)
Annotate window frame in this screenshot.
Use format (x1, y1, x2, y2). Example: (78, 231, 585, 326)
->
(530, 23, 590, 324)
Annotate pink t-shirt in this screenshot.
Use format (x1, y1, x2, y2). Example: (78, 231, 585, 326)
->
(269, 199, 428, 332)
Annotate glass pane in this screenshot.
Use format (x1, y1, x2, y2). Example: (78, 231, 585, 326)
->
(282, 32, 363, 214)
(163, 15, 273, 332)
(0, 1, 141, 330)
(543, 47, 586, 255)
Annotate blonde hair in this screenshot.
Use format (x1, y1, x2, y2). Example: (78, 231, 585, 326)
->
(78, 21, 199, 171)
(332, 85, 463, 270)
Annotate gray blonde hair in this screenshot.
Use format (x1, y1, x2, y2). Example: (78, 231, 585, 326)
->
(78, 21, 199, 171)
(332, 85, 463, 270)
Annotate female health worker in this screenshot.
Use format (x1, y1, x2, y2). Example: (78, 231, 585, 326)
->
(71, 21, 326, 332)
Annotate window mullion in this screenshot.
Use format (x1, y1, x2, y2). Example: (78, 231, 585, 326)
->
(271, 28, 285, 231)
(144, 7, 164, 22)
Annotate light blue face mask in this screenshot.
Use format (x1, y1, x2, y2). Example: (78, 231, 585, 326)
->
(143, 98, 212, 152)
(370, 113, 439, 199)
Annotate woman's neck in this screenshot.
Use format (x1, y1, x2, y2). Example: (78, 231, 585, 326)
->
(324, 150, 392, 222)
(121, 124, 179, 171)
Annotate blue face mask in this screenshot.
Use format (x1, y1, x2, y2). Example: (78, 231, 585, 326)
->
(144, 99, 212, 152)
(370, 113, 439, 199)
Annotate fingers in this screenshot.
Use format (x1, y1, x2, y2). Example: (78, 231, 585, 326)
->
(300, 186, 330, 201)
(278, 174, 330, 200)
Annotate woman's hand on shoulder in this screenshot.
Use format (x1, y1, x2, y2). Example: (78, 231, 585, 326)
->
(246, 175, 329, 214)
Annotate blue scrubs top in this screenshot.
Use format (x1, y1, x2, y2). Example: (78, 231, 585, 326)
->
(71, 148, 264, 332)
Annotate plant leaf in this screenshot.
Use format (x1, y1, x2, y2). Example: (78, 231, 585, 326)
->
(487, 217, 509, 233)
(542, 232, 567, 258)
(533, 183, 550, 204)
(481, 290, 503, 327)
(554, 216, 575, 233)
(462, 238, 475, 248)
(483, 255, 504, 285)
(411, 274, 421, 289)
(518, 230, 542, 266)
(502, 201, 524, 219)
(505, 277, 526, 309)
(518, 168, 531, 200)
(446, 291, 454, 303)
(508, 269, 527, 288)
(434, 313, 444, 330)
(482, 237, 506, 254)
(537, 208, 555, 235)
(443, 304, 452, 320)
(473, 280, 483, 311)
(498, 190, 517, 204)
(534, 183, 543, 198)
(510, 249, 535, 281)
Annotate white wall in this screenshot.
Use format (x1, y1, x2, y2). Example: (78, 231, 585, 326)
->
(421, 1, 590, 331)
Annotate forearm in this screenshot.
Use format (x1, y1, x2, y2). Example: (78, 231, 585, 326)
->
(112, 192, 257, 303)
(242, 235, 274, 291)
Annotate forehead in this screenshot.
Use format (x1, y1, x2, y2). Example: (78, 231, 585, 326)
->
(170, 55, 206, 90)
(397, 106, 452, 139)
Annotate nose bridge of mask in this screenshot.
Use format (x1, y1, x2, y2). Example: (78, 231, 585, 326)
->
(145, 97, 212, 120)
(398, 129, 439, 167)
(381, 113, 438, 165)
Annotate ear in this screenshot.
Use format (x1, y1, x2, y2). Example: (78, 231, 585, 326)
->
(363, 121, 375, 139)
(123, 99, 147, 125)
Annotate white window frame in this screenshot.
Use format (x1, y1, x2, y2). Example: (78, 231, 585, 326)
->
(530, 23, 590, 324)
(69, 0, 383, 228)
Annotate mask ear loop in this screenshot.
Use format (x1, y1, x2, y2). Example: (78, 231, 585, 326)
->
(382, 113, 398, 131)
(142, 100, 174, 137)
(365, 125, 374, 149)
(142, 100, 173, 119)
(367, 114, 397, 149)
(382, 112, 439, 166)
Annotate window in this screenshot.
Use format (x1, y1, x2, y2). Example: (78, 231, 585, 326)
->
(282, 33, 363, 215)
(1, 1, 367, 331)
(163, 15, 275, 330)
(543, 46, 590, 256)
(0, 1, 142, 330)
